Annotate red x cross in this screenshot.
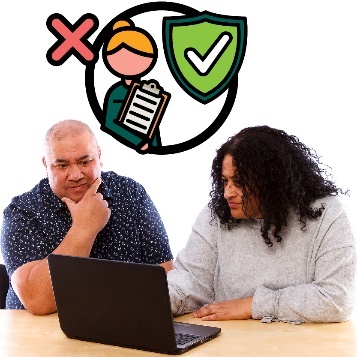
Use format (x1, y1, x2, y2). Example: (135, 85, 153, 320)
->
(46, 13, 99, 66)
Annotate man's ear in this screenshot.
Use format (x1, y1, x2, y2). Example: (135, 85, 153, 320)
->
(98, 147, 103, 167)
(42, 157, 49, 177)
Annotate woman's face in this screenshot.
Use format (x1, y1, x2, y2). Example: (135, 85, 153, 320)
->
(106, 47, 154, 77)
(221, 154, 262, 219)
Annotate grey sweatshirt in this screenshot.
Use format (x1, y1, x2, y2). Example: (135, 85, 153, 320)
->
(168, 196, 356, 323)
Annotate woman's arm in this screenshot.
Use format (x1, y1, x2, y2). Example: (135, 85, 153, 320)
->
(193, 210, 356, 323)
(252, 212, 356, 323)
(167, 206, 218, 316)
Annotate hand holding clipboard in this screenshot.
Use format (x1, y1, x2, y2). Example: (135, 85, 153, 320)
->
(114, 80, 171, 150)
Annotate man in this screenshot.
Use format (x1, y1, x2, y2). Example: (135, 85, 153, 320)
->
(1, 120, 173, 315)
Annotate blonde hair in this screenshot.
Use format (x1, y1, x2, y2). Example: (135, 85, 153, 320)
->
(106, 20, 155, 55)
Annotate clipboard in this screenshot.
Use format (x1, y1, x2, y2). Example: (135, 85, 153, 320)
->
(114, 80, 171, 144)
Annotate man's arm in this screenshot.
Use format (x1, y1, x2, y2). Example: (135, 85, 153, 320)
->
(134, 182, 174, 269)
(11, 178, 111, 315)
(159, 260, 173, 273)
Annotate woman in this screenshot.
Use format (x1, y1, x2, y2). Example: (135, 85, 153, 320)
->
(102, 19, 159, 151)
(168, 125, 356, 323)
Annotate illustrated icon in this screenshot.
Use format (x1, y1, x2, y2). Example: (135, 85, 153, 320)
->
(102, 19, 169, 153)
(163, 11, 247, 103)
(114, 80, 170, 151)
(46, 2, 247, 155)
(46, 13, 99, 66)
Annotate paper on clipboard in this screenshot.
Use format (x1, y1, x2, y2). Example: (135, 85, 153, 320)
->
(115, 80, 170, 141)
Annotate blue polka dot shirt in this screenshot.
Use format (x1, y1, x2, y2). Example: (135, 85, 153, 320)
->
(1, 171, 173, 309)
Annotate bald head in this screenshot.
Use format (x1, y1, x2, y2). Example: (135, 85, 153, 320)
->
(45, 120, 98, 150)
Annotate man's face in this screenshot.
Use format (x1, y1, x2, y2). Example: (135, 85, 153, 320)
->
(43, 131, 102, 203)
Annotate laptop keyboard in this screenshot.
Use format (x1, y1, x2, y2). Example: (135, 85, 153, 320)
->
(175, 333, 200, 345)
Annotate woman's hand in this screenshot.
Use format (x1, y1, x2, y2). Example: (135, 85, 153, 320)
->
(193, 297, 253, 321)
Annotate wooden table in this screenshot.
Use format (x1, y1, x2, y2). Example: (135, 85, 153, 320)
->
(0, 309, 356, 356)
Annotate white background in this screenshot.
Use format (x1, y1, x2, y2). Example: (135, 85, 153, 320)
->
(0, 0, 356, 278)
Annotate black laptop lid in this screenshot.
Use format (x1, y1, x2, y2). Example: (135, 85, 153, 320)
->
(48, 254, 178, 353)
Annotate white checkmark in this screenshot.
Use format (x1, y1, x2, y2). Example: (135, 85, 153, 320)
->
(185, 32, 232, 75)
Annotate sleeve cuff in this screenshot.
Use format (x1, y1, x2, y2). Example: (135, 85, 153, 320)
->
(168, 282, 185, 316)
(252, 286, 280, 320)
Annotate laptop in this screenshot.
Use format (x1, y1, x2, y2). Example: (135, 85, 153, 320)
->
(47, 254, 221, 354)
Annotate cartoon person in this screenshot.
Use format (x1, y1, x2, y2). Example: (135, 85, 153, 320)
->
(102, 19, 159, 152)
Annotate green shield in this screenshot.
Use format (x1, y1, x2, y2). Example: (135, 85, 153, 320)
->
(163, 11, 247, 104)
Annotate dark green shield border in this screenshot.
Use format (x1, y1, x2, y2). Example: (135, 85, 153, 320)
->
(163, 11, 247, 104)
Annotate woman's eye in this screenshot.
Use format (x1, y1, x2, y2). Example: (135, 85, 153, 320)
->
(221, 179, 228, 186)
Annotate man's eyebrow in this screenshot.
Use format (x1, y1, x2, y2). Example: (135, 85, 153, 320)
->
(54, 155, 91, 164)
(77, 155, 91, 161)
(54, 159, 69, 164)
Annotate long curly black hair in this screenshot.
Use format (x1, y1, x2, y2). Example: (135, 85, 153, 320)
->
(209, 125, 345, 246)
